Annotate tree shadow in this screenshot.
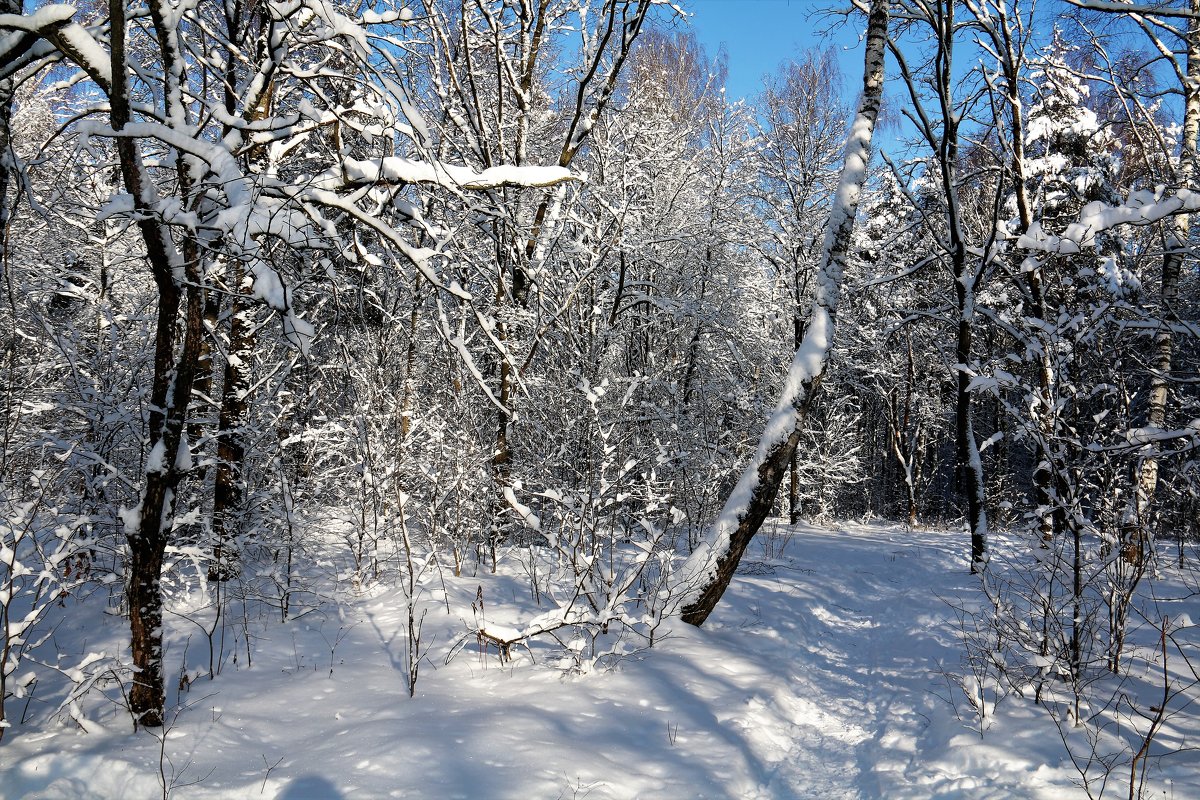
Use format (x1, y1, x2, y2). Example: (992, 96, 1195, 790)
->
(277, 774, 344, 800)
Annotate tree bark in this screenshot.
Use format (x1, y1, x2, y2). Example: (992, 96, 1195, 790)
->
(972, 0, 1057, 543)
(211, 266, 254, 581)
(109, 0, 204, 727)
(677, 0, 889, 626)
(1125, 0, 1197, 561)
(928, 0, 989, 571)
(0, 0, 18, 747)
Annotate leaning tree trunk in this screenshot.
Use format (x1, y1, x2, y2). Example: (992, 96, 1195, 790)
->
(677, 0, 889, 626)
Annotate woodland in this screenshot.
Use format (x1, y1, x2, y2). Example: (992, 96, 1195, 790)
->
(0, 0, 1198, 796)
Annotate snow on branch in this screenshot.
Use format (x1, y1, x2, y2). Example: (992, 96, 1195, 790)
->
(1063, 0, 1200, 18)
(1015, 187, 1200, 253)
(1126, 422, 1200, 446)
(0, 5, 113, 91)
(314, 158, 579, 192)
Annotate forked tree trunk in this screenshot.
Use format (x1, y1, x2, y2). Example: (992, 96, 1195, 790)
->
(128, 265, 204, 727)
(107, 0, 205, 727)
(928, 0, 989, 572)
(677, 0, 889, 626)
(480, 0, 652, 548)
(976, 0, 1058, 544)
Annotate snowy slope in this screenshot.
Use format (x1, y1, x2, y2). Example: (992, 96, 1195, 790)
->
(2, 523, 1196, 799)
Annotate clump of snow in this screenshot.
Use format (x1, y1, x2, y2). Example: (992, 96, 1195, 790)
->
(1017, 187, 1200, 254)
(144, 440, 167, 474)
(502, 484, 541, 532)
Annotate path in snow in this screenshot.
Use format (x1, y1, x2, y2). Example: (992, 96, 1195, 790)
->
(690, 524, 978, 798)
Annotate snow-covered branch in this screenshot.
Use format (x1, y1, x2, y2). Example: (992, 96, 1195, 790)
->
(1063, 0, 1200, 19)
(1015, 187, 1200, 253)
(314, 158, 578, 192)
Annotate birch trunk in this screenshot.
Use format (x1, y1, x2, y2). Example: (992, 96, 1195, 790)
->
(677, 0, 889, 626)
(1126, 0, 1198, 561)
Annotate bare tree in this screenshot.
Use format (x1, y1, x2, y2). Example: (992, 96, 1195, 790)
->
(887, 0, 991, 570)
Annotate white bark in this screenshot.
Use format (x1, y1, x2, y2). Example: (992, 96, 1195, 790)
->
(675, 0, 889, 625)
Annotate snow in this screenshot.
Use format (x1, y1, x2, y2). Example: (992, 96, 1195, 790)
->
(0, 6, 115, 90)
(6, 523, 1183, 798)
(282, 312, 315, 356)
(173, 434, 192, 472)
(144, 440, 167, 474)
(399, 100, 431, 147)
(502, 484, 541, 532)
(315, 157, 577, 192)
(1126, 425, 1200, 444)
(1026, 105, 1098, 144)
(116, 505, 141, 535)
(361, 8, 412, 25)
(249, 263, 288, 310)
(1016, 187, 1200, 254)
(94, 193, 133, 222)
(0, 4, 75, 28)
(52, 20, 113, 90)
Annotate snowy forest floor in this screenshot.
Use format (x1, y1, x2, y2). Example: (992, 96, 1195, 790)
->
(3, 522, 1198, 799)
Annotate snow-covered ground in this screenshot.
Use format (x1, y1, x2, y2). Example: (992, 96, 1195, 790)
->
(3, 523, 1197, 799)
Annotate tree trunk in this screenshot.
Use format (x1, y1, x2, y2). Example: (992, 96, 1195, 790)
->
(955, 310, 988, 571)
(931, 0, 988, 571)
(0, 0, 17, 746)
(1125, 0, 1197, 562)
(211, 266, 254, 581)
(127, 523, 168, 727)
(677, 0, 889, 626)
(983, 2, 1057, 544)
(0, 0, 14, 236)
(109, 0, 204, 726)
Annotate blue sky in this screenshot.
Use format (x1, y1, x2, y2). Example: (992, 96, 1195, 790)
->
(683, 0, 866, 102)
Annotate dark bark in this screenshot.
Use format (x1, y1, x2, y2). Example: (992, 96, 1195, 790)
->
(681, 427, 805, 625)
(981, 4, 1058, 544)
(928, 0, 988, 571)
(789, 448, 801, 525)
(127, 523, 167, 727)
(883, 332, 921, 528)
(211, 269, 253, 581)
(107, 0, 204, 726)
(954, 311, 987, 571)
(0, 0, 17, 745)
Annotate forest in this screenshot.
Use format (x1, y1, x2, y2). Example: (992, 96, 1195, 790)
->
(1, 0, 1198, 797)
